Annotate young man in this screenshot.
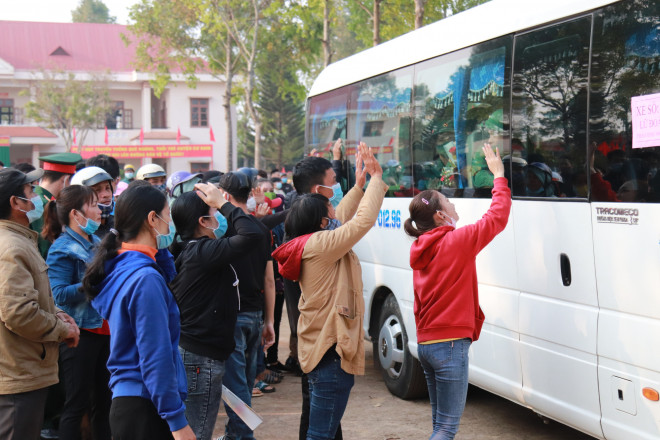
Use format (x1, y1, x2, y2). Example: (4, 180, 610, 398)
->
(0, 168, 80, 440)
(136, 163, 168, 193)
(218, 171, 276, 440)
(30, 153, 82, 258)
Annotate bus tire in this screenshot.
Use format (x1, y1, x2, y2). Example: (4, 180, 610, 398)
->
(374, 295, 427, 400)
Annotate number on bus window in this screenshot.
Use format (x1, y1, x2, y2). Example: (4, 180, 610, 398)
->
(590, 0, 660, 203)
(511, 17, 591, 199)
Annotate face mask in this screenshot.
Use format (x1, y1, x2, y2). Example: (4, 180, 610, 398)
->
(275, 182, 282, 190)
(75, 211, 100, 235)
(18, 195, 44, 224)
(322, 183, 343, 208)
(281, 177, 288, 184)
(324, 218, 342, 230)
(437, 210, 457, 228)
(154, 214, 176, 249)
(125, 172, 134, 179)
(204, 211, 228, 239)
(155, 183, 167, 194)
(246, 197, 256, 212)
(98, 201, 114, 219)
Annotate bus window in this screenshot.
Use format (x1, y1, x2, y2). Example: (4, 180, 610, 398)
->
(590, 0, 660, 203)
(412, 37, 512, 198)
(511, 17, 591, 198)
(346, 67, 413, 197)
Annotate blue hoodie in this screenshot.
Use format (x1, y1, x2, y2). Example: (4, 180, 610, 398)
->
(91, 250, 188, 432)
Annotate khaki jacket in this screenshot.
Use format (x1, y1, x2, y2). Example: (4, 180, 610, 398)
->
(0, 220, 69, 394)
(297, 176, 388, 375)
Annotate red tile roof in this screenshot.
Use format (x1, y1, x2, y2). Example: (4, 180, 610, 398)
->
(0, 21, 138, 72)
(0, 126, 57, 138)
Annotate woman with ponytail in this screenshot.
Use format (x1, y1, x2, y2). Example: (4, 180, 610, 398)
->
(43, 185, 111, 440)
(82, 184, 195, 440)
(406, 144, 511, 440)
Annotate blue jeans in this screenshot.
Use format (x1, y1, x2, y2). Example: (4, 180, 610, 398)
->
(306, 348, 354, 440)
(179, 347, 225, 440)
(222, 311, 263, 440)
(418, 338, 471, 440)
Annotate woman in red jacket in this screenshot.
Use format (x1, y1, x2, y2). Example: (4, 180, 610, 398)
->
(404, 144, 510, 440)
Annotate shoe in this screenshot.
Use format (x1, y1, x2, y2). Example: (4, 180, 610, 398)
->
(257, 368, 282, 384)
(284, 357, 303, 376)
(252, 387, 263, 397)
(266, 361, 288, 373)
(40, 428, 59, 440)
(254, 380, 276, 393)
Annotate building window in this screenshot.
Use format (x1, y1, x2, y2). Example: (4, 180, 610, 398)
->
(191, 98, 209, 127)
(190, 162, 210, 173)
(0, 99, 14, 125)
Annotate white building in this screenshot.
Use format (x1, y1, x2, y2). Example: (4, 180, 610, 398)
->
(0, 20, 237, 173)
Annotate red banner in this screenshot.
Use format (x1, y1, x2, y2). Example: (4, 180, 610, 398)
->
(344, 145, 394, 156)
(73, 144, 213, 159)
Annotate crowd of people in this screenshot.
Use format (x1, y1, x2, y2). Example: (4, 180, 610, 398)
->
(0, 141, 509, 440)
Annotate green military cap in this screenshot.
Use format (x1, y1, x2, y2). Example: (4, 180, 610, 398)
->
(39, 153, 83, 174)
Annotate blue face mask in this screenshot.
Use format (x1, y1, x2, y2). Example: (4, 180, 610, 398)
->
(281, 177, 288, 184)
(324, 218, 342, 230)
(125, 172, 134, 179)
(18, 195, 44, 224)
(204, 211, 228, 239)
(275, 182, 282, 190)
(75, 211, 100, 235)
(154, 214, 176, 249)
(155, 183, 167, 194)
(320, 183, 344, 208)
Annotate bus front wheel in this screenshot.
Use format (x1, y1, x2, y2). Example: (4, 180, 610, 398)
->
(374, 295, 427, 399)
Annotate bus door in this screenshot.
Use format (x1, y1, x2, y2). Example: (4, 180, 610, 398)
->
(510, 16, 604, 438)
(589, 2, 660, 439)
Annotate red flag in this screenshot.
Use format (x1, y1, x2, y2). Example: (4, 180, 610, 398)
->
(210, 126, 215, 142)
(281, 167, 286, 174)
(72, 127, 77, 146)
(104, 126, 108, 145)
(176, 127, 181, 144)
(139, 127, 144, 145)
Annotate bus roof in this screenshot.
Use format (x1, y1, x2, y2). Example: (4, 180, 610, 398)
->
(308, 0, 619, 97)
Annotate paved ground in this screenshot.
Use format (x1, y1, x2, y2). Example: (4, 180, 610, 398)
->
(213, 307, 595, 440)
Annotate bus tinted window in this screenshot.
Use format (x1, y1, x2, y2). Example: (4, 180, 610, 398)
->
(511, 17, 591, 198)
(412, 37, 512, 198)
(346, 68, 414, 197)
(590, 0, 660, 203)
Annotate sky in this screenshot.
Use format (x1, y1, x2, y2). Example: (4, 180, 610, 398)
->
(1, 0, 137, 24)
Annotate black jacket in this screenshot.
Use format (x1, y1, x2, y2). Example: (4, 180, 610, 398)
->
(169, 203, 263, 360)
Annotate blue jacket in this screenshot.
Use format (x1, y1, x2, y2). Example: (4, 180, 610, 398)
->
(91, 250, 188, 432)
(47, 226, 103, 329)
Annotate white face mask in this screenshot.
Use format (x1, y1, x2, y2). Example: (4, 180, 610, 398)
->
(246, 197, 256, 212)
(437, 210, 457, 228)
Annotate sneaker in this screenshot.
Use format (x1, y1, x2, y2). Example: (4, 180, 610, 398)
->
(266, 361, 288, 373)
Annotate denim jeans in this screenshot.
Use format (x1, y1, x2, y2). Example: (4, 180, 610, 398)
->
(179, 347, 225, 440)
(417, 338, 472, 440)
(306, 348, 354, 440)
(222, 311, 263, 440)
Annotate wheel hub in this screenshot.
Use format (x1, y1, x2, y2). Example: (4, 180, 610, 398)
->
(378, 314, 405, 379)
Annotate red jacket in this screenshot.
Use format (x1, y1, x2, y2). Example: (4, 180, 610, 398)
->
(410, 177, 511, 343)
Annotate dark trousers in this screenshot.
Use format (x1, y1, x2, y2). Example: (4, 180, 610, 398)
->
(109, 396, 173, 440)
(0, 387, 49, 440)
(300, 372, 343, 440)
(59, 331, 112, 440)
(266, 291, 285, 365)
(283, 279, 302, 360)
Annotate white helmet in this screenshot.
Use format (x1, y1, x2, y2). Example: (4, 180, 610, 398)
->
(136, 164, 166, 180)
(70, 166, 113, 187)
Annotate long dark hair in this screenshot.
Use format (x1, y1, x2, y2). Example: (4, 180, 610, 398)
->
(82, 184, 167, 298)
(404, 190, 442, 238)
(42, 185, 97, 243)
(170, 191, 210, 257)
(284, 193, 329, 240)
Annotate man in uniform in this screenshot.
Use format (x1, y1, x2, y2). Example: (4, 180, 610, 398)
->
(30, 153, 82, 258)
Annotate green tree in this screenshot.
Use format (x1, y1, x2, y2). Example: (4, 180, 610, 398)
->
(22, 70, 112, 152)
(71, 0, 117, 23)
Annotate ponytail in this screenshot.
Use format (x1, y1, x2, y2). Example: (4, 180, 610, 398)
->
(404, 190, 442, 238)
(41, 200, 62, 243)
(42, 185, 97, 243)
(82, 184, 167, 299)
(403, 217, 424, 238)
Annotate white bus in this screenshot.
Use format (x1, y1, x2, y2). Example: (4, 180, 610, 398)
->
(305, 0, 660, 438)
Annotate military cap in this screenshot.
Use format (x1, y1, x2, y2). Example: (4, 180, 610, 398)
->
(39, 153, 83, 174)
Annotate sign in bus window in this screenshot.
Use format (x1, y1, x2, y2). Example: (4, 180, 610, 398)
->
(511, 17, 591, 198)
(412, 38, 511, 198)
(590, 0, 660, 203)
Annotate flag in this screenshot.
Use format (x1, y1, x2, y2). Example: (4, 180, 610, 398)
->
(281, 167, 286, 174)
(139, 127, 144, 145)
(210, 126, 215, 142)
(72, 127, 77, 146)
(104, 126, 108, 145)
(176, 127, 181, 144)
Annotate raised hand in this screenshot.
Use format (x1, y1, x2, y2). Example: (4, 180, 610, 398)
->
(359, 142, 383, 179)
(194, 182, 227, 209)
(482, 143, 504, 179)
(354, 148, 366, 189)
(333, 138, 343, 161)
(252, 185, 265, 205)
(254, 202, 270, 218)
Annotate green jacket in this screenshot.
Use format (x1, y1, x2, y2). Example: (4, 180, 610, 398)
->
(30, 185, 53, 258)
